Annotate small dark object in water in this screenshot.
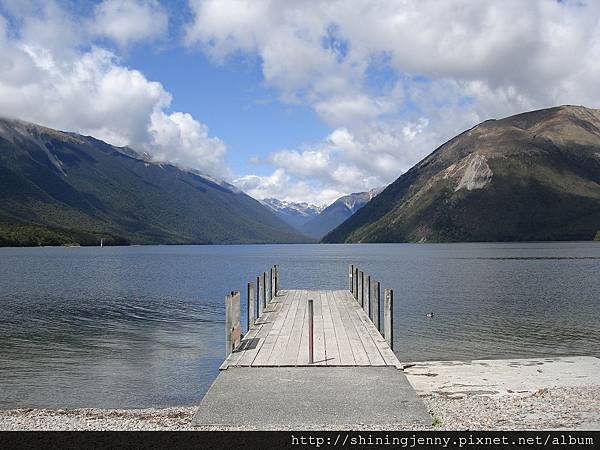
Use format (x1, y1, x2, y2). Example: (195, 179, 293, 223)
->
(426, 312, 434, 318)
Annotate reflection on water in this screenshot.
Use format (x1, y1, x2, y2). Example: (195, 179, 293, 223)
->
(1, 242, 599, 408)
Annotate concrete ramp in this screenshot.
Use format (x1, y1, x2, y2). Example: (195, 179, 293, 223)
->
(192, 367, 431, 429)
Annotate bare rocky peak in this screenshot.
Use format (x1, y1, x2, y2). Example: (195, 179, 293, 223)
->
(261, 198, 323, 216)
(336, 186, 385, 212)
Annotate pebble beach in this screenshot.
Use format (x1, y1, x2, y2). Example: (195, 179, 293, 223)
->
(1, 356, 598, 431)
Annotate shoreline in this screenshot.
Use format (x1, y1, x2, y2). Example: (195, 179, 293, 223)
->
(2, 240, 599, 249)
(404, 356, 600, 431)
(1, 356, 598, 431)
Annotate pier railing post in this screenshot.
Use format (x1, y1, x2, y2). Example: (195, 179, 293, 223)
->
(358, 271, 364, 307)
(247, 282, 255, 330)
(384, 288, 394, 350)
(265, 271, 271, 304)
(257, 275, 263, 317)
(270, 267, 274, 300)
(225, 290, 241, 358)
(353, 267, 359, 300)
(262, 272, 267, 308)
(308, 299, 314, 364)
(365, 275, 371, 317)
(372, 281, 380, 331)
(349, 264, 354, 292)
(274, 265, 279, 295)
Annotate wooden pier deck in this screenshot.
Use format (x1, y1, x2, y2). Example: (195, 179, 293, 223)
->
(221, 289, 401, 369)
(193, 265, 431, 429)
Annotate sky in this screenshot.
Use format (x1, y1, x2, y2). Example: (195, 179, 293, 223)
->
(1, 0, 599, 206)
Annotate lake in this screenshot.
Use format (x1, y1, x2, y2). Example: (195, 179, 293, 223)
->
(1, 242, 599, 409)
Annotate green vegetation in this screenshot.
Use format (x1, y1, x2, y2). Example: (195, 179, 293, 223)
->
(323, 106, 600, 243)
(0, 118, 308, 246)
(595, 231, 600, 241)
(431, 416, 442, 427)
(0, 222, 128, 247)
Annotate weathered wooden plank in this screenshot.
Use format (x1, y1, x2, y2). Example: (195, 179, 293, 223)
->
(340, 290, 386, 366)
(311, 292, 326, 365)
(236, 302, 280, 366)
(252, 290, 293, 366)
(234, 313, 271, 367)
(281, 289, 308, 365)
(225, 288, 285, 368)
(320, 290, 338, 366)
(342, 290, 401, 368)
(267, 289, 301, 365)
(326, 290, 354, 365)
(333, 290, 370, 365)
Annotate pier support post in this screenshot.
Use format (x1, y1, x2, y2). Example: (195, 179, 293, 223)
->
(358, 271, 364, 307)
(353, 267, 359, 300)
(308, 299, 314, 364)
(270, 267, 274, 300)
(365, 275, 371, 317)
(372, 281, 380, 331)
(265, 271, 271, 304)
(349, 264, 354, 293)
(225, 290, 241, 358)
(384, 288, 394, 350)
(257, 276, 263, 317)
(247, 282, 255, 330)
(262, 272, 269, 308)
(274, 265, 279, 295)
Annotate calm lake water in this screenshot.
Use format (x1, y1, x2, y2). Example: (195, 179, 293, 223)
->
(1, 242, 599, 409)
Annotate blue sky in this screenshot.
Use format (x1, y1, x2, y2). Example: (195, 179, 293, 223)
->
(126, 45, 330, 176)
(0, 0, 598, 205)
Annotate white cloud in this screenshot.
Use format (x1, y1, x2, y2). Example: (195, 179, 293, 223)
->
(149, 111, 228, 176)
(233, 169, 343, 206)
(92, 0, 169, 48)
(187, 0, 600, 204)
(268, 148, 330, 178)
(0, 2, 228, 178)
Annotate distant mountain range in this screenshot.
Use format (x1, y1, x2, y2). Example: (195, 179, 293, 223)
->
(323, 105, 600, 243)
(0, 118, 308, 246)
(260, 198, 323, 229)
(300, 188, 384, 239)
(260, 188, 383, 240)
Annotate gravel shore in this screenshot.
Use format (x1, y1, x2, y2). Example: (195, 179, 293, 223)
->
(0, 407, 198, 431)
(2, 357, 598, 431)
(423, 386, 600, 430)
(2, 385, 598, 431)
(406, 356, 600, 431)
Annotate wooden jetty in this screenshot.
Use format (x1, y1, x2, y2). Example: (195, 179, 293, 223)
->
(193, 264, 431, 429)
(222, 264, 398, 369)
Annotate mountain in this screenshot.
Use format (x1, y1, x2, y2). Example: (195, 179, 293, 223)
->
(0, 118, 308, 246)
(301, 187, 383, 239)
(323, 105, 600, 243)
(260, 198, 323, 230)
